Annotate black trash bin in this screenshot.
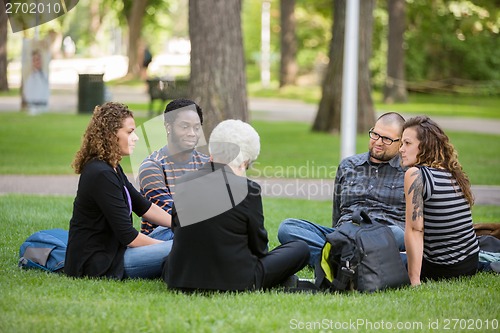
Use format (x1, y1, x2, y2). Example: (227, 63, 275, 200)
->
(78, 74, 104, 113)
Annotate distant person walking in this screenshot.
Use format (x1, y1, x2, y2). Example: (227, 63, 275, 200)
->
(141, 45, 153, 80)
(23, 50, 49, 115)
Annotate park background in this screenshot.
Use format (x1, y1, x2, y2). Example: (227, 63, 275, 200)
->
(1, 1, 499, 332)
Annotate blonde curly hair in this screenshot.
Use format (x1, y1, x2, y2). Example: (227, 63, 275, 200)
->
(72, 102, 134, 174)
(403, 116, 474, 206)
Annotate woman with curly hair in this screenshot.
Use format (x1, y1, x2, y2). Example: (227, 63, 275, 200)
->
(399, 116, 479, 286)
(65, 102, 172, 279)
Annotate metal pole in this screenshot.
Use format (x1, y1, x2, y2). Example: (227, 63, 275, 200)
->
(340, 0, 360, 159)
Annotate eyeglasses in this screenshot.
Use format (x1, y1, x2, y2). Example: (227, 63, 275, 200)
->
(368, 128, 400, 145)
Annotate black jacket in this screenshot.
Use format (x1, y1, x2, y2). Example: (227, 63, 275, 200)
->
(65, 160, 151, 279)
(164, 162, 268, 291)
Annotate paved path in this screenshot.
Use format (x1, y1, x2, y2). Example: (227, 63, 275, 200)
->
(0, 174, 499, 206)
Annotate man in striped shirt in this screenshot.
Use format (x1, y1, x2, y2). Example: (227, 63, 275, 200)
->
(139, 99, 210, 240)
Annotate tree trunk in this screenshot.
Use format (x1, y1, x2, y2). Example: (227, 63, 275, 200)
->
(88, 0, 103, 56)
(279, 0, 298, 87)
(0, 3, 8, 91)
(312, 0, 344, 133)
(357, 0, 376, 132)
(127, 0, 148, 77)
(189, 0, 248, 138)
(384, 0, 407, 103)
(313, 0, 375, 134)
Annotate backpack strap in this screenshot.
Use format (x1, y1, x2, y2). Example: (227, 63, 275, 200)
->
(330, 227, 359, 291)
(352, 209, 372, 225)
(18, 257, 52, 272)
(332, 260, 355, 291)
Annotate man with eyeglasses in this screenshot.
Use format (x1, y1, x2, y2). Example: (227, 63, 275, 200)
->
(277, 112, 407, 267)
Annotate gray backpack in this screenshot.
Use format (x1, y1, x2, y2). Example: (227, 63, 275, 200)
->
(315, 210, 410, 292)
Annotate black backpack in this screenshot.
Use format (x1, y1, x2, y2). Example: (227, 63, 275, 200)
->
(315, 210, 410, 292)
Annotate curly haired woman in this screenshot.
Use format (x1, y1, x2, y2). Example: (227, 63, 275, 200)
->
(399, 116, 479, 286)
(65, 102, 172, 279)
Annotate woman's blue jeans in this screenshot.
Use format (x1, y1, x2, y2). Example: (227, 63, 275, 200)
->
(123, 240, 173, 279)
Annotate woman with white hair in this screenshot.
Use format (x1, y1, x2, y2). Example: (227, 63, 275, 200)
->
(164, 119, 309, 291)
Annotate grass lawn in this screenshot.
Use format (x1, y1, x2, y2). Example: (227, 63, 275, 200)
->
(1, 94, 499, 332)
(0, 195, 499, 333)
(1, 113, 499, 185)
(248, 84, 500, 119)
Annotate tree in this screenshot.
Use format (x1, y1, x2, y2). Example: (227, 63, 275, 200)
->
(97, 0, 170, 77)
(0, 2, 8, 91)
(88, 0, 105, 56)
(313, 0, 375, 134)
(126, 0, 149, 77)
(356, 0, 376, 132)
(312, 0, 343, 133)
(384, 0, 407, 103)
(189, 0, 248, 137)
(280, 0, 298, 87)
(405, 0, 500, 84)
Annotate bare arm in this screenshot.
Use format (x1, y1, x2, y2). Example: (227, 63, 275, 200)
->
(128, 232, 163, 247)
(142, 203, 172, 228)
(404, 167, 425, 286)
(127, 204, 171, 247)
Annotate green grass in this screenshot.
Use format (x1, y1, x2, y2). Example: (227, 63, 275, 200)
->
(0, 195, 499, 333)
(1, 113, 499, 185)
(1, 88, 499, 332)
(248, 84, 500, 119)
(0, 113, 90, 174)
(0, 87, 20, 96)
(376, 93, 500, 119)
(3, 79, 500, 118)
(248, 81, 323, 104)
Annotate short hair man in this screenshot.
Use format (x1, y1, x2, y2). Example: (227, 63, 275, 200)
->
(277, 112, 407, 267)
(139, 99, 210, 240)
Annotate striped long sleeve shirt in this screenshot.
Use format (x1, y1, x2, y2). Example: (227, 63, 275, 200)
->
(138, 146, 210, 234)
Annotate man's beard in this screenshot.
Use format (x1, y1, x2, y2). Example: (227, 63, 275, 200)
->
(369, 147, 393, 162)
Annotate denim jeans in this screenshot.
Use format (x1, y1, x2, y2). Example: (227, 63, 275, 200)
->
(148, 226, 175, 241)
(277, 218, 406, 267)
(123, 240, 173, 279)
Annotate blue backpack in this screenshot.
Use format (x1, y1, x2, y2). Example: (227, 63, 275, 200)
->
(18, 229, 68, 273)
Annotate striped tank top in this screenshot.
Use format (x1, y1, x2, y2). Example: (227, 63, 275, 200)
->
(420, 166, 479, 265)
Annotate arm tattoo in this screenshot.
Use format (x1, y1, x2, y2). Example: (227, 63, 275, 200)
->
(408, 170, 424, 222)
